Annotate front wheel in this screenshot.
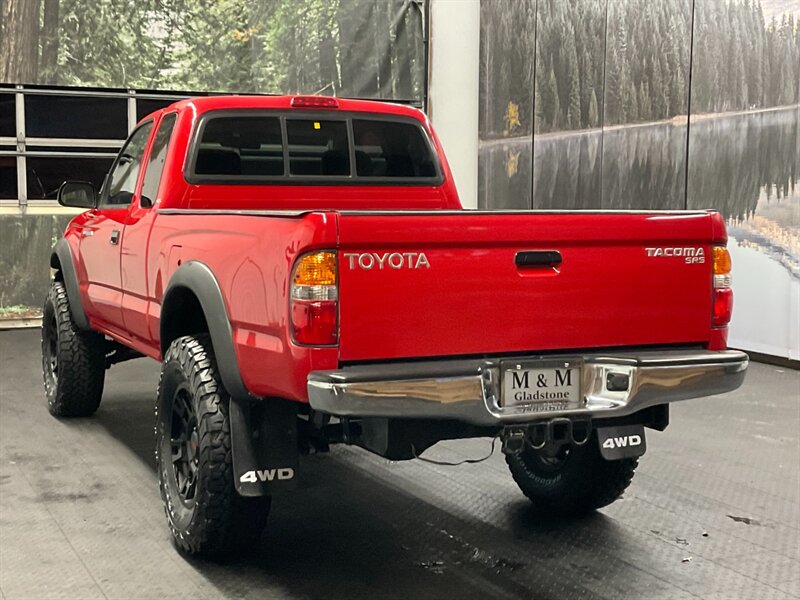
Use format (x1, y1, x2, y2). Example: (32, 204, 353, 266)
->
(41, 280, 106, 417)
(506, 433, 638, 516)
(155, 334, 270, 557)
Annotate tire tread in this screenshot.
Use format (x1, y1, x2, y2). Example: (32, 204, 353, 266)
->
(42, 280, 105, 417)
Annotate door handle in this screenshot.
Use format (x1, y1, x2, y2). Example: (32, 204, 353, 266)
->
(515, 250, 562, 268)
(110, 229, 120, 245)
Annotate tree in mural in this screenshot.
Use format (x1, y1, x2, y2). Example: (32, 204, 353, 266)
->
(0, 0, 40, 82)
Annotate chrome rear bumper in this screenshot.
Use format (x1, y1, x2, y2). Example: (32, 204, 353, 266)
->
(307, 349, 748, 426)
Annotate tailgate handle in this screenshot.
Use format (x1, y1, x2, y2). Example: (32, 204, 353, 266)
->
(515, 250, 562, 268)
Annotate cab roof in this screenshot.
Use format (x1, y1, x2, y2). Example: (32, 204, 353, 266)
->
(164, 95, 428, 122)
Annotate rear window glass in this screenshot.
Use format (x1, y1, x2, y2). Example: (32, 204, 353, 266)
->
(353, 119, 436, 178)
(189, 112, 441, 184)
(195, 116, 283, 177)
(286, 119, 349, 176)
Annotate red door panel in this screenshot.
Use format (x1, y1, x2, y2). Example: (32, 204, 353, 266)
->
(79, 208, 126, 330)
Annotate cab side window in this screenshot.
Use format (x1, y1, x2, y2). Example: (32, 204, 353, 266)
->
(102, 121, 153, 207)
(140, 114, 177, 206)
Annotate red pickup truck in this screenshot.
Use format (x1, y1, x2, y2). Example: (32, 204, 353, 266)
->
(43, 95, 748, 557)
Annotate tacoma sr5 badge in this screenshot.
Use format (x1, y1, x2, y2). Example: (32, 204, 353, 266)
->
(645, 247, 705, 264)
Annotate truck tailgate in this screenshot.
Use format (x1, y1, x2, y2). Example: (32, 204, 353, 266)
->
(336, 211, 716, 362)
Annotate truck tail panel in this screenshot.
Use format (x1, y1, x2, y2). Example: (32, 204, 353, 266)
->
(336, 211, 717, 362)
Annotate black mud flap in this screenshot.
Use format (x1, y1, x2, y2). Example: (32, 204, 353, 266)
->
(230, 397, 298, 496)
(597, 425, 647, 461)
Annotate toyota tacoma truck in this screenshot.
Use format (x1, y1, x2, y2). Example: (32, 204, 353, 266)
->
(42, 94, 748, 557)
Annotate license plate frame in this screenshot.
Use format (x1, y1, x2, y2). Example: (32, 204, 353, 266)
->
(500, 358, 583, 411)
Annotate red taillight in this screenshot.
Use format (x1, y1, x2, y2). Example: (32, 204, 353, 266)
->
(711, 245, 733, 327)
(290, 95, 339, 109)
(291, 301, 338, 345)
(712, 288, 733, 327)
(290, 251, 338, 346)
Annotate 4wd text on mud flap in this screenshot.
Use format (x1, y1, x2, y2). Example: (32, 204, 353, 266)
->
(602, 435, 643, 449)
(239, 468, 295, 483)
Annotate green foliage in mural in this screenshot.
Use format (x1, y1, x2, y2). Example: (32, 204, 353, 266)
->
(0, 0, 425, 101)
(693, 2, 800, 113)
(480, 0, 800, 138)
(479, 0, 537, 138)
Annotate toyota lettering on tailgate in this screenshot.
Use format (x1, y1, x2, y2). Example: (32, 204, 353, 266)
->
(343, 252, 431, 270)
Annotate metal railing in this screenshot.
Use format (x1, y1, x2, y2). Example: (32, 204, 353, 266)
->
(0, 83, 424, 213)
(0, 84, 194, 211)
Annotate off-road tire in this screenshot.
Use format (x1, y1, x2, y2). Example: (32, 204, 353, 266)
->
(155, 334, 270, 558)
(41, 280, 106, 417)
(506, 434, 638, 516)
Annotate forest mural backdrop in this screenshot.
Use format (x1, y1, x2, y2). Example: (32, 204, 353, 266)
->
(0, 0, 426, 102)
(480, 0, 800, 359)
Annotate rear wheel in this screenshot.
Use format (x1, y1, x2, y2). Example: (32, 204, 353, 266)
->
(506, 433, 638, 516)
(41, 280, 105, 417)
(155, 334, 270, 557)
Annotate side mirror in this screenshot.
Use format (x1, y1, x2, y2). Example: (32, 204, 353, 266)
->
(57, 181, 98, 209)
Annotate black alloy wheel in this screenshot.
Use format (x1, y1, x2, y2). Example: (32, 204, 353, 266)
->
(169, 386, 200, 505)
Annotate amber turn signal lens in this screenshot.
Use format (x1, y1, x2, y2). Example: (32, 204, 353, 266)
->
(712, 246, 731, 275)
(294, 251, 336, 286)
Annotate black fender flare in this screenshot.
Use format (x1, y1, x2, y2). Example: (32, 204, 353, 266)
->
(161, 261, 298, 496)
(160, 260, 249, 401)
(50, 239, 89, 330)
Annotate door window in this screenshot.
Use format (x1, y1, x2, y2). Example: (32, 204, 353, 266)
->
(140, 113, 177, 206)
(102, 121, 153, 207)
